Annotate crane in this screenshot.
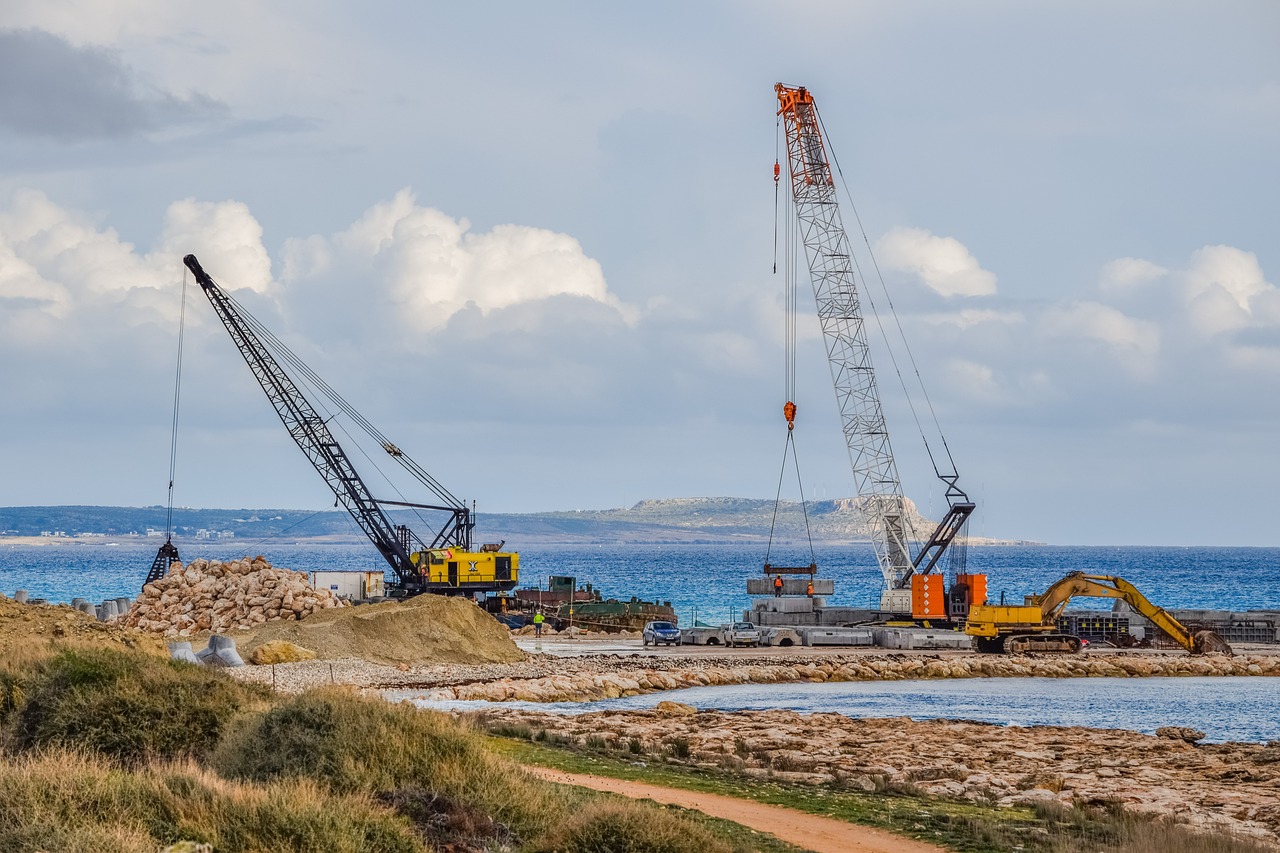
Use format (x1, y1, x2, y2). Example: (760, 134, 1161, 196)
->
(965, 572, 1233, 655)
(169, 254, 518, 597)
(775, 83, 978, 619)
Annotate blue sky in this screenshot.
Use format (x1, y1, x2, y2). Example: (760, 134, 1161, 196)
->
(0, 2, 1276, 545)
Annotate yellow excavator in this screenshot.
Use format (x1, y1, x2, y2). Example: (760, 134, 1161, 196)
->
(965, 572, 1233, 655)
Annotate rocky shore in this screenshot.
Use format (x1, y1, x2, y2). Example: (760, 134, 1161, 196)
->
(478, 705, 1280, 845)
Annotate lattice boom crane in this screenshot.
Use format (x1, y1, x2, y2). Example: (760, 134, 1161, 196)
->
(775, 83, 977, 617)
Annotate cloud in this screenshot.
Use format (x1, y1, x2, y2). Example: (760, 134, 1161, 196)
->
(0, 28, 225, 141)
(282, 188, 633, 335)
(1038, 301, 1161, 360)
(1099, 257, 1167, 294)
(874, 227, 997, 297)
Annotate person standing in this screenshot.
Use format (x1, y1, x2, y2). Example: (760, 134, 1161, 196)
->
(533, 611, 545, 637)
(807, 580, 814, 598)
(773, 575, 783, 597)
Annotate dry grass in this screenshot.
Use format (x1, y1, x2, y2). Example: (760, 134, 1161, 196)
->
(2, 647, 270, 765)
(529, 799, 733, 853)
(0, 749, 428, 853)
(211, 686, 580, 842)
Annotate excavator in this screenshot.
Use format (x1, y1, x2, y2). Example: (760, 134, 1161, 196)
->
(146, 254, 519, 598)
(965, 572, 1233, 655)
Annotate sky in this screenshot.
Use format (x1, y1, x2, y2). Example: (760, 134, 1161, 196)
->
(0, 2, 1276, 546)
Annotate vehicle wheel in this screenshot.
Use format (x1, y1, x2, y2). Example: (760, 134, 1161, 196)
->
(642, 636, 648, 646)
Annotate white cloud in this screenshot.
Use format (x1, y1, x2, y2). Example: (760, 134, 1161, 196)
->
(1038, 301, 1160, 359)
(1183, 244, 1270, 314)
(874, 227, 997, 298)
(283, 188, 632, 333)
(1099, 257, 1168, 294)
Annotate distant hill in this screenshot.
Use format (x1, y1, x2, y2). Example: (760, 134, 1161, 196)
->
(0, 498, 1035, 547)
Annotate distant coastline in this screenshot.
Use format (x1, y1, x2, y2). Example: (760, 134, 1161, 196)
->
(0, 499, 1042, 547)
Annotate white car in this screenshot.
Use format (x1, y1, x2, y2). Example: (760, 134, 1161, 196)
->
(721, 621, 762, 648)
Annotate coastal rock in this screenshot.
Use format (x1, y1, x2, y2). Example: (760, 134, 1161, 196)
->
(1156, 726, 1206, 743)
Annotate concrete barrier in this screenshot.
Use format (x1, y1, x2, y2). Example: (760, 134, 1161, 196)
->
(98, 600, 119, 622)
(799, 626, 875, 647)
(13, 590, 27, 604)
(873, 627, 972, 650)
(168, 641, 201, 664)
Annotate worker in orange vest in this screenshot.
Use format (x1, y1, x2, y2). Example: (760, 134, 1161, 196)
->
(807, 580, 814, 597)
(773, 575, 783, 597)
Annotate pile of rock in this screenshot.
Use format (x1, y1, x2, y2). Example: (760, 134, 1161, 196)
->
(123, 557, 346, 637)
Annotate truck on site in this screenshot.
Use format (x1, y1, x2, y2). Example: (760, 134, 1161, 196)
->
(965, 572, 1233, 655)
(147, 254, 518, 599)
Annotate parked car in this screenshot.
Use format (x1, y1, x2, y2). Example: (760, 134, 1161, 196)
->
(721, 621, 762, 648)
(642, 620, 682, 646)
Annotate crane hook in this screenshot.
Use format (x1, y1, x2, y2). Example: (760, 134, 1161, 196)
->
(783, 400, 796, 431)
(773, 161, 780, 183)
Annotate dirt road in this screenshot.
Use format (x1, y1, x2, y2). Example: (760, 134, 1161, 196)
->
(526, 766, 946, 853)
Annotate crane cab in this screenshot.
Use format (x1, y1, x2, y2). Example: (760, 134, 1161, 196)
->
(410, 548, 519, 595)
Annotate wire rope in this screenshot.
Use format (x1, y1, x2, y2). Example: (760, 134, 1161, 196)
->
(816, 108, 963, 487)
(163, 267, 190, 541)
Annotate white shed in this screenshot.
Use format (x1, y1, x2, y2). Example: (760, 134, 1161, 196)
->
(310, 570, 386, 600)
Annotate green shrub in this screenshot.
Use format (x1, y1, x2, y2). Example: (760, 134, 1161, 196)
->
(530, 799, 732, 853)
(0, 750, 427, 853)
(4, 647, 268, 765)
(211, 687, 575, 843)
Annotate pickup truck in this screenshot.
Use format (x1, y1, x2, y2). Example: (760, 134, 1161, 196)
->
(721, 621, 762, 648)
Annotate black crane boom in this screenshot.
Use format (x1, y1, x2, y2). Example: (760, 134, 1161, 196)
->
(181, 252, 519, 591)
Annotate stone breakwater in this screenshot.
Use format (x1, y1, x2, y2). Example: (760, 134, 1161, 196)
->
(478, 706, 1280, 845)
(124, 557, 345, 637)
(417, 653, 1279, 703)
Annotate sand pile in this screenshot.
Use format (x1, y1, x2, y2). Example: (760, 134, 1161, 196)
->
(124, 556, 346, 637)
(0, 594, 168, 658)
(233, 594, 525, 666)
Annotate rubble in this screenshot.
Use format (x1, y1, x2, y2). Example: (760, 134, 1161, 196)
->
(123, 557, 346, 637)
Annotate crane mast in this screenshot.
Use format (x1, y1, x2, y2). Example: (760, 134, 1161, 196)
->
(775, 84, 975, 614)
(181, 254, 516, 597)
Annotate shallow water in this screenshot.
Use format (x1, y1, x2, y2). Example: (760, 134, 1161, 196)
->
(395, 675, 1280, 743)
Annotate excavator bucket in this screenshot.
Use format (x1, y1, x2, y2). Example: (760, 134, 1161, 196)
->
(1191, 630, 1233, 656)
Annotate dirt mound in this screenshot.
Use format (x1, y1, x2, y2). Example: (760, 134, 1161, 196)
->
(0, 594, 168, 659)
(231, 594, 525, 666)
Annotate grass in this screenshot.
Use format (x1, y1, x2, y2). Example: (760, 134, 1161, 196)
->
(485, 734, 1276, 853)
(0, 750, 428, 853)
(2, 647, 270, 765)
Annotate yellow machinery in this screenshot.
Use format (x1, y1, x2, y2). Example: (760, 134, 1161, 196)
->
(965, 572, 1233, 655)
(412, 547, 518, 592)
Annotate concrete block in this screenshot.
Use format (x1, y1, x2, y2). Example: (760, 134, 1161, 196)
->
(98, 600, 118, 622)
(799, 626, 875, 647)
(873, 627, 972, 650)
(757, 598, 823, 614)
(13, 590, 28, 604)
(115, 597, 133, 614)
(78, 602, 97, 617)
(747, 578, 835, 596)
(762, 627, 803, 647)
(168, 641, 200, 664)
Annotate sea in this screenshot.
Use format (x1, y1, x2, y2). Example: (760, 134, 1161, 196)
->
(5, 540, 1278, 741)
(4, 539, 1279, 619)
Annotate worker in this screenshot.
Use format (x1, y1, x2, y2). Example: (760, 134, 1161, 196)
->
(807, 580, 814, 597)
(533, 611, 545, 637)
(773, 575, 783, 597)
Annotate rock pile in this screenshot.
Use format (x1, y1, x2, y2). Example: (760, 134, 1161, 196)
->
(124, 557, 346, 637)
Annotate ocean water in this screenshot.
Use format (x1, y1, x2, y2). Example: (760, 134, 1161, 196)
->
(3, 540, 1280, 618)
(399, 676, 1279, 743)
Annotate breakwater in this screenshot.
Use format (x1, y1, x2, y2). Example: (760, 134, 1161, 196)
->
(414, 652, 1279, 703)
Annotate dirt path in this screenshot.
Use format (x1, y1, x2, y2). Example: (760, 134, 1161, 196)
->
(526, 766, 946, 853)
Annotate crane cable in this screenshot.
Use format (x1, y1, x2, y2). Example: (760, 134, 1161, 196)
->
(765, 124, 817, 568)
(163, 267, 190, 544)
(815, 107, 966, 498)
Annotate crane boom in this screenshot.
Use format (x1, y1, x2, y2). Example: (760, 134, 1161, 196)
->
(182, 254, 516, 596)
(775, 84, 974, 610)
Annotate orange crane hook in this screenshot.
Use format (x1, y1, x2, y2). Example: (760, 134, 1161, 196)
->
(783, 400, 796, 430)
